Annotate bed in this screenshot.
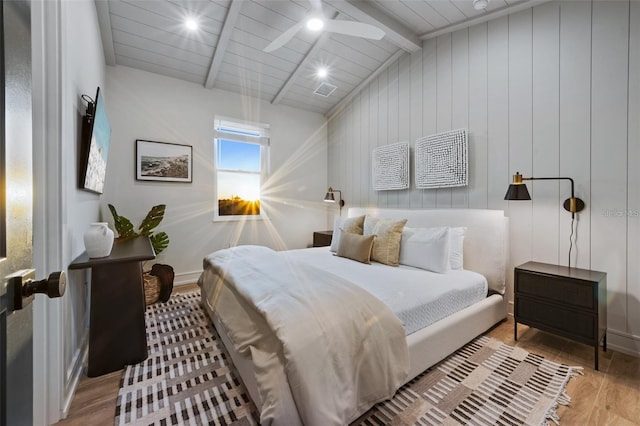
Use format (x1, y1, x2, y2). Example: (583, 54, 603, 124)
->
(198, 208, 508, 425)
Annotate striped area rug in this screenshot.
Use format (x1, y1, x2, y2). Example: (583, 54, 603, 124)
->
(114, 291, 258, 425)
(115, 291, 581, 425)
(354, 336, 582, 426)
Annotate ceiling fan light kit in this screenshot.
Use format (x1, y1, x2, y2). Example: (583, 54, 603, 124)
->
(306, 17, 324, 31)
(263, 0, 385, 53)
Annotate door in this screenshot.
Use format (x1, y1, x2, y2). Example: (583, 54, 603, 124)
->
(1, 1, 34, 425)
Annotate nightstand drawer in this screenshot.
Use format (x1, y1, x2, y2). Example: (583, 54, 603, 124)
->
(516, 272, 595, 310)
(516, 297, 596, 341)
(514, 261, 606, 370)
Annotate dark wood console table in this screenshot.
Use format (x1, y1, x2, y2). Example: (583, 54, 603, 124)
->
(69, 236, 155, 377)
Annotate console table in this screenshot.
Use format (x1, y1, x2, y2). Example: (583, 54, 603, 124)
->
(69, 236, 155, 377)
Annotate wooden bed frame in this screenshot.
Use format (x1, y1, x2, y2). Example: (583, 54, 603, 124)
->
(201, 208, 509, 413)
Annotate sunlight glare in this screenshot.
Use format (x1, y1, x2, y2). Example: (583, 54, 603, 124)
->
(242, 187, 261, 202)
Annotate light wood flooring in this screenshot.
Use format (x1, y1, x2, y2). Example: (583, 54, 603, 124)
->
(55, 291, 640, 425)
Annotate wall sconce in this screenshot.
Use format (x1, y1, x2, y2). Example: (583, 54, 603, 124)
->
(504, 172, 585, 218)
(324, 187, 344, 214)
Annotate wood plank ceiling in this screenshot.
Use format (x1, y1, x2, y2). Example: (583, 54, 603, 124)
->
(95, 0, 545, 116)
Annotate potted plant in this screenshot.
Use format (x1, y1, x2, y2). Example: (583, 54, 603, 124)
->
(108, 203, 169, 254)
(108, 204, 173, 303)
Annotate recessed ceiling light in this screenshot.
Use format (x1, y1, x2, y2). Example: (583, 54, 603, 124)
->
(185, 18, 199, 31)
(473, 0, 489, 10)
(317, 67, 328, 79)
(306, 17, 324, 31)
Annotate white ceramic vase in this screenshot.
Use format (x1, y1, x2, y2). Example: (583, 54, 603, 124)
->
(84, 222, 115, 258)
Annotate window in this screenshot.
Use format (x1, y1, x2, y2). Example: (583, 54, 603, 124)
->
(214, 117, 269, 221)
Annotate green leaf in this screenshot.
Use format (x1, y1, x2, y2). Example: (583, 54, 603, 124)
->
(150, 232, 169, 255)
(108, 204, 137, 238)
(138, 204, 166, 236)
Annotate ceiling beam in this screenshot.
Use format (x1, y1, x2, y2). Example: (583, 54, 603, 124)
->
(327, 0, 421, 53)
(420, 0, 553, 40)
(326, 48, 405, 121)
(94, 0, 116, 66)
(205, 0, 243, 89)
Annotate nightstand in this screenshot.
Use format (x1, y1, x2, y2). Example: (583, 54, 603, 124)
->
(313, 230, 333, 247)
(514, 261, 607, 370)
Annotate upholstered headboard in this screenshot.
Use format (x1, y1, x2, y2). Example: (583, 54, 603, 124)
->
(348, 208, 508, 295)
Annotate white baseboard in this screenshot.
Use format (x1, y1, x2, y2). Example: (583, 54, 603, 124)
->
(61, 334, 89, 418)
(607, 329, 640, 358)
(174, 270, 202, 286)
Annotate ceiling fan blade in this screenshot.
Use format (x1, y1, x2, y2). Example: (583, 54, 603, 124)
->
(324, 20, 385, 40)
(308, 0, 323, 13)
(263, 21, 305, 53)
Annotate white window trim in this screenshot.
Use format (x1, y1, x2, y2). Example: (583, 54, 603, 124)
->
(213, 118, 270, 222)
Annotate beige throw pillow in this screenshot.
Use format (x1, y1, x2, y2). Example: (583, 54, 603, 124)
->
(336, 232, 375, 264)
(329, 215, 365, 252)
(369, 218, 407, 266)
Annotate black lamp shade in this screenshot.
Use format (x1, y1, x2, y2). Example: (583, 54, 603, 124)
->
(504, 184, 531, 201)
(324, 191, 335, 202)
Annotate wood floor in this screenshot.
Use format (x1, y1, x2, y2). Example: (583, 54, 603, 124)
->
(55, 291, 640, 425)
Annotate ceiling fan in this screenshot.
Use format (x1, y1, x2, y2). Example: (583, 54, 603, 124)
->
(263, 0, 385, 53)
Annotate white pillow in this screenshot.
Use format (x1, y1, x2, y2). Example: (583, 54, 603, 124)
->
(399, 227, 450, 273)
(329, 215, 365, 252)
(363, 215, 379, 236)
(449, 226, 466, 270)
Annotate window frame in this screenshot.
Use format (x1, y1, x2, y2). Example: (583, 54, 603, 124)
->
(213, 117, 270, 222)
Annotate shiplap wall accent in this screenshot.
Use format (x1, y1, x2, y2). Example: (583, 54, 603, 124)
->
(327, 0, 640, 356)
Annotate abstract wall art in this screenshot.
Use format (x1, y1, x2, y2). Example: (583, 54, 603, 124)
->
(415, 129, 468, 189)
(372, 142, 410, 191)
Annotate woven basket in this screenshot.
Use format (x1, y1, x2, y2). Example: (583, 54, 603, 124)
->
(143, 272, 160, 306)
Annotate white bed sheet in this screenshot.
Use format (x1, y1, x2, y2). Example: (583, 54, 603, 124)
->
(283, 247, 488, 335)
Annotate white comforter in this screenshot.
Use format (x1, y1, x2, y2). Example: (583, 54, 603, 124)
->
(202, 245, 409, 425)
(287, 247, 488, 335)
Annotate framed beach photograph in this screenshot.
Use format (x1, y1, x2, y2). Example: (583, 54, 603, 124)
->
(136, 140, 192, 183)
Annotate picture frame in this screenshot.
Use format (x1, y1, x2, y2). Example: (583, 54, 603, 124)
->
(79, 87, 111, 194)
(136, 140, 192, 183)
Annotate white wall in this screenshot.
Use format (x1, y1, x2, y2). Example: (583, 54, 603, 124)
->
(60, 0, 106, 413)
(103, 66, 328, 283)
(327, 1, 640, 356)
(32, 0, 106, 423)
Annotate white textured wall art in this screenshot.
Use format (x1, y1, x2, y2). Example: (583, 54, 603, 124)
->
(372, 142, 410, 190)
(415, 129, 468, 189)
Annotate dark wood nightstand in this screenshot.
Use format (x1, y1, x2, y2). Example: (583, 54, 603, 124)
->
(313, 230, 333, 247)
(514, 261, 607, 370)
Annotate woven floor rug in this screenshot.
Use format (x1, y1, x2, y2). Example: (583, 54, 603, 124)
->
(114, 291, 258, 425)
(115, 291, 581, 426)
(354, 336, 582, 426)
